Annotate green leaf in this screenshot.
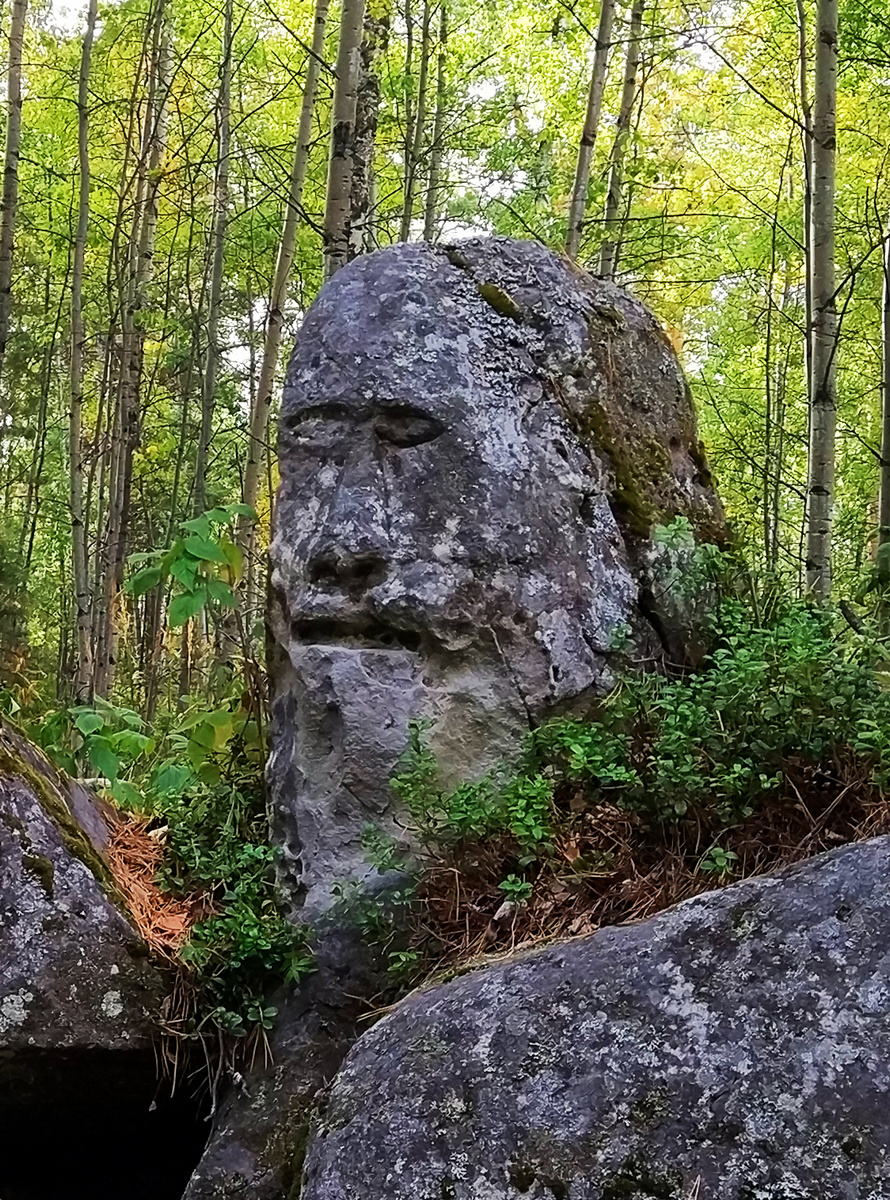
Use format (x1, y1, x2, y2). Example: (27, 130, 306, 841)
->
(170, 555, 200, 588)
(111, 779, 142, 808)
(181, 515, 211, 539)
(110, 729, 153, 758)
(128, 565, 163, 596)
(205, 507, 234, 525)
(152, 762, 192, 795)
(183, 535, 227, 563)
(73, 711, 104, 735)
(87, 735, 120, 782)
(168, 588, 208, 628)
(221, 538, 244, 583)
(207, 579, 237, 608)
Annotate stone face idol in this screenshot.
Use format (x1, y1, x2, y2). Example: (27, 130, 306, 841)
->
(268, 237, 721, 913)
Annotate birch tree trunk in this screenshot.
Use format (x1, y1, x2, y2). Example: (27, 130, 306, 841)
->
(400, 0, 431, 242)
(565, 0, 616, 260)
(804, 0, 838, 599)
(423, 2, 447, 242)
(598, 0, 644, 279)
(193, 0, 233, 517)
(93, 0, 169, 695)
(70, 0, 96, 704)
(877, 208, 890, 624)
(238, 0, 330, 596)
(323, 0, 366, 280)
(349, 6, 389, 258)
(796, 0, 814, 412)
(0, 0, 28, 401)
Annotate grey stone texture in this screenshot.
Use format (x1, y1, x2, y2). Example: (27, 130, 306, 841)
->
(268, 236, 723, 915)
(0, 718, 164, 1088)
(182, 927, 380, 1200)
(301, 837, 890, 1200)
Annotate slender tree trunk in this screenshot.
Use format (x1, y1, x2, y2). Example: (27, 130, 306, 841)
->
(193, 0, 233, 516)
(565, 0, 616, 260)
(349, 7, 389, 257)
(323, 0, 366, 279)
(400, 0, 431, 241)
(877, 208, 890, 624)
(598, 0, 644, 279)
(422, 2, 447, 242)
(0, 0, 27, 405)
(804, 0, 838, 599)
(796, 0, 814, 413)
(238, 0, 330, 609)
(94, 0, 169, 694)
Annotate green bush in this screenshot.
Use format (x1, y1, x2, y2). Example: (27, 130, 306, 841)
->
(392, 595, 890, 858)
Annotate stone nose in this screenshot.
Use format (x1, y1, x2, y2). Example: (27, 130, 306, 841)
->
(306, 548, 388, 596)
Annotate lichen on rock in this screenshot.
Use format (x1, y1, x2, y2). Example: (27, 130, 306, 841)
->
(268, 236, 724, 917)
(299, 837, 890, 1199)
(0, 717, 165, 1061)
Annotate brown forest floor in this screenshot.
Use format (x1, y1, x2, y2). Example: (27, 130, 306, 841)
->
(408, 753, 890, 980)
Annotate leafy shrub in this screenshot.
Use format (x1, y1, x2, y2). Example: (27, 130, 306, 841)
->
(161, 775, 312, 1036)
(382, 590, 890, 976)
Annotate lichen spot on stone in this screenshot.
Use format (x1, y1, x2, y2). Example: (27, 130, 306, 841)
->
(0, 989, 34, 1033)
(101, 989, 124, 1019)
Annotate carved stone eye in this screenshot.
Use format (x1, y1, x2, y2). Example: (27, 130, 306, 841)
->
(284, 404, 350, 446)
(373, 406, 445, 448)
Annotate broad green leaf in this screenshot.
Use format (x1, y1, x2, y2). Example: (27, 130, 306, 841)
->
(128, 565, 163, 597)
(171, 555, 200, 587)
(221, 538, 244, 583)
(184, 535, 227, 563)
(74, 711, 104, 735)
(205, 507, 233, 525)
(87, 735, 120, 782)
(111, 779, 142, 808)
(110, 729, 153, 758)
(181, 515, 211, 539)
(207, 579, 236, 608)
(197, 760, 221, 787)
(152, 762, 193, 795)
(168, 588, 208, 628)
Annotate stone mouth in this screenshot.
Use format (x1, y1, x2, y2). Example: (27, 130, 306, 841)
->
(292, 616, 422, 653)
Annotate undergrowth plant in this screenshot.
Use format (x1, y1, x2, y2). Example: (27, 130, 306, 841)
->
(377, 585, 890, 978)
(20, 507, 313, 1045)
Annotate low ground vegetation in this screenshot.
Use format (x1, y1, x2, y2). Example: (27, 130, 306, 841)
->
(361, 586, 890, 986)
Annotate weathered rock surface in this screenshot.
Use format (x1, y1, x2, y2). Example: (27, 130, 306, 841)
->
(0, 721, 211, 1199)
(182, 927, 382, 1200)
(301, 837, 890, 1200)
(268, 236, 723, 915)
(0, 718, 164, 1077)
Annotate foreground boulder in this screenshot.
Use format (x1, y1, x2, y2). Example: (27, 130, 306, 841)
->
(301, 837, 890, 1199)
(0, 719, 163, 1062)
(0, 720, 206, 1200)
(268, 235, 724, 916)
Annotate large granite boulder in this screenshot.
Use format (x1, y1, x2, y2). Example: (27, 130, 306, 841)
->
(301, 837, 890, 1200)
(268, 236, 724, 917)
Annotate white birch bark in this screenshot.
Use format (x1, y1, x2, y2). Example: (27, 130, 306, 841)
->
(422, 2, 447, 242)
(0, 0, 28, 399)
(193, 0, 233, 517)
(239, 0, 330, 589)
(323, 0, 366, 279)
(804, 0, 838, 599)
(70, 0, 98, 703)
